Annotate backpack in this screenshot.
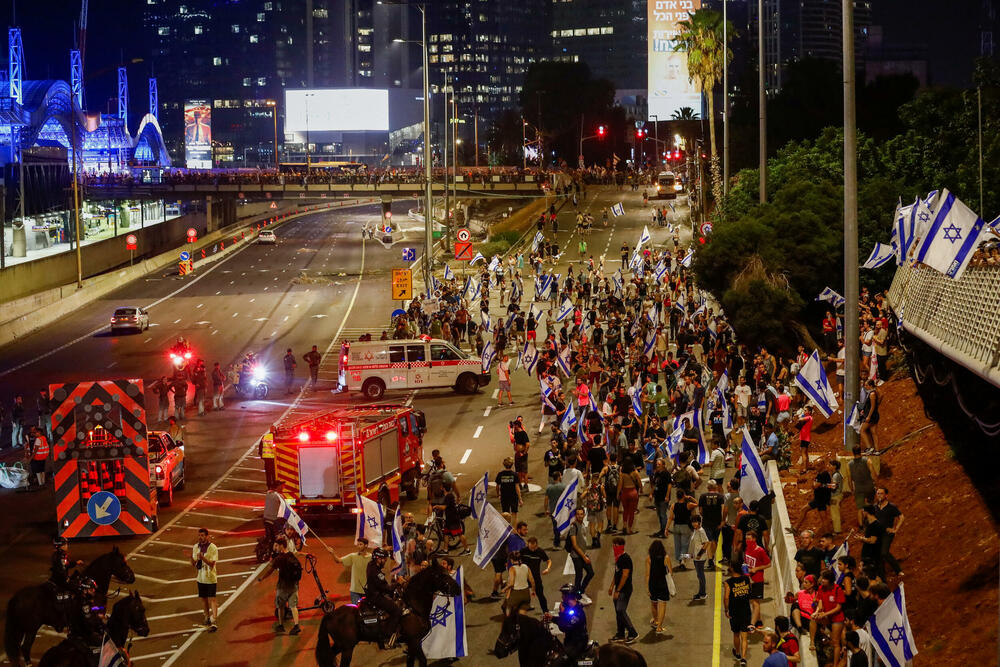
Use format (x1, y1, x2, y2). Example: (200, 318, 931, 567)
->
(457, 503, 472, 520)
(672, 465, 690, 488)
(427, 468, 445, 500)
(603, 465, 620, 496)
(278, 554, 302, 583)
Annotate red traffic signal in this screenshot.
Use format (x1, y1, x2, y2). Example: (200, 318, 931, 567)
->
(597, 125, 605, 137)
(636, 129, 644, 139)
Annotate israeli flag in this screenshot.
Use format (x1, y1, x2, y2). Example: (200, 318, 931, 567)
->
(98, 637, 127, 667)
(707, 319, 718, 340)
(470, 278, 481, 301)
(487, 255, 501, 272)
(692, 407, 709, 464)
(692, 303, 706, 320)
(532, 230, 544, 252)
(794, 349, 839, 418)
(469, 472, 489, 521)
(421, 567, 468, 659)
(481, 314, 491, 333)
(540, 379, 557, 410)
(560, 401, 578, 435)
(537, 273, 554, 300)
(681, 248, 694, 267)
(643, 329, 657, 356)
(866, 584, 918, 667)
(461, 276, 472, 299)
(846, 401, 862, 433)
(391, 509, 405, 565)
(913, 189, 988, 280)
(431, 275, 442, 293)
(520, 343, 540, 375)
(892, 198, 917, 264)
(716, 370, 730, 395)
(910, 194, 936, 250)
(577, 404, 589, 442)
(663, 424, 685, 459)
(529, 301, 543, 322)
(556, 298, 575, 322)
(722, 398, 734, 435)
(473, 502, 513, 568)
(277, 496, 309, 545)
(831, 539, 850, 584)
(631, 386, 644, 416)
(442, 264, 455, 281)
(738, 428, 770, 504)
(667, 201, 676, 214)
(557, 346, 572, 376)
(653, 260, 668, 282)
(481, 340, 496, 373)
(756, 392, 767, 411)
(816, 287, 846, 308)
(862, 242, 896, 269)
(470, 251, 485, 266)
(355, 493, 384, 545)
(672, 410, 694, 432)
(646, 304, 659, 325)
(637, 225, 651, 248)
(611, 202, 625, 217)
(553, 477, 581, 536)
(629, 313, 642, 338)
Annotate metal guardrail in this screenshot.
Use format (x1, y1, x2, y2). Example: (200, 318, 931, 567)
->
(887, 263, 1000, 387)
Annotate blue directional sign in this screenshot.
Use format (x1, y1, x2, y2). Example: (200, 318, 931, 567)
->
(402, 247, 416, 262)
(87, 491, 122, 526)
(179, 251, 191, 262)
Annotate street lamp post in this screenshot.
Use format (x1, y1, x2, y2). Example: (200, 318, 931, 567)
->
(267, 100, 279, 171)
(842, 0, 859, 450)
(723, 0, 730, 198)
(304, 93, 312, 175)
(758, 0, 767, 204)
(650, 114, 659, 165)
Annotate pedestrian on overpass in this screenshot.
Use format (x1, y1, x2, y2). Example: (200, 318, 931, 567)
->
(283, 348, 297, 395)
(303, 345, 321, 390)
(191, 528, 219, 632)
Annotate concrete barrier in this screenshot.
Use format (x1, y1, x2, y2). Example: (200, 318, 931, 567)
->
(0, 199, 378, 349)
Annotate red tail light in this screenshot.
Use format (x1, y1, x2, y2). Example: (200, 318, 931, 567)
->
(298, 432, 309, 442)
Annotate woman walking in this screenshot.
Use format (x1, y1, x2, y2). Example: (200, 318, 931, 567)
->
(617, 460, 643, 535)
(502, 550, 535, 613)
(646, 539, 673, 633)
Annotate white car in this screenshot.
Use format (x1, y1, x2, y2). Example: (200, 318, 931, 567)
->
(110, 306, 149, 334)
(147, 431, 186, 506)
(257, 230, 277, 244)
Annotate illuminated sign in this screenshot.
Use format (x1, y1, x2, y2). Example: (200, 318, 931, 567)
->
(648, 0, 703, 120)
(184, 100, 212, 169)
(284, 89, 389, 132)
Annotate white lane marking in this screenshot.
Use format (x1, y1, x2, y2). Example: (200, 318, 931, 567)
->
(129, 553, 188, 565)
(186, 510, 255, 522)
(283, 316, 289, 321)
(211, 329, 218, 336)
(133, 649, 196, 662)
(491, 388, 499, 399)
(215, 290, 221, 295)
(159, 236, 369, 667)
(173, 318, 181, 324)
(473, 425, 483, 439)
(269, 330, 277, 337)
(196, 303, 203, 308)
(145, 609, 204, 622)
(460, 448, 472, 464)
(231, 312, 238, 317)
(225, 477, 262, 484)
(143, 337, 152, 343)
(107, 362, 117, 369)
(483, 406, 492, 417)
(249, 298, 255, 302)
(144, 591, 233, 604)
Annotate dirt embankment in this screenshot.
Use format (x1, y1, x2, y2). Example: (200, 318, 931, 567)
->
(779, 376, 999, 663)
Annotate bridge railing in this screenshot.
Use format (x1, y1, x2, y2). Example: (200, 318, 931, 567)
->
(887, 262, 1000, 387)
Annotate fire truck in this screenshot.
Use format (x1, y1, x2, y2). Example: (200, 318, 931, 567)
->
(272, 405, 425, 515)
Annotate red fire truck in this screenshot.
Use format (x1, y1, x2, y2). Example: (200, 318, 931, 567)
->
(272, 405, 425, 515)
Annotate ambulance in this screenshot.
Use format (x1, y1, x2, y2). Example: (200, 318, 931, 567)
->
(338, 336, 490, 400)
(272, 405, 425, 515)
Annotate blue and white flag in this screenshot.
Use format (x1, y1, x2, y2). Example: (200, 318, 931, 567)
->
(277, 495, 309, 545)
(481, 314, 491, 333)
(461, 276, 472, 299)
(866, 584, 917, 667)
(663, 423, 684, 459)
(816, 287, 845, 308)
(532, 230, 544, 252)
(681, 248, 694, 267)
(473, 502, 512, 569)
(738, 428, 770, 504)
(469, 278, 481, 301)
(716, 370, 730, 395)
(794, 349, 839, 418)
(577, 404, 589, 442)
(646, 304, 659, 325)
(611, 202, 625, 217)
(722, 398, 734, 435)
(637, 225, 652, 248)
(553, 477, 580, 536)
(98, 636, 127, 667)
(560, 401, 578, 435)
(470, 251, 485, 266)
(846, 401, 862, 433)
(667, 201, 676, 214)
(692, 406, 709, 465)
(355, 493, 384, 545)
(631, 386, 644, 416)
(692, 303, 706, 320)
(557, 346, 572, 376)
(892, 198, 917, 264)
(469, 472, 489, 521)
(756, 392, 767, 411)
(913, 189, 988, 280)
(520, 343, 540, 375)
(421, 567, 468, 659)
(537, 273, 554, 300)
(481, 341, 496, 373)
(653, 260, 668, 282)
(643, 329, 656, 356)
(391, 509, 405, 565)
(831, 539, 850, 584)
(862, 242, 896, 269)
(672, 409, 694, 432)
(540, 379, 557, 410)
(431, 275, 442, 293)
(556, 298, 575, 322)
(443, 264, 455, 281)
(487, 255, 501, 272)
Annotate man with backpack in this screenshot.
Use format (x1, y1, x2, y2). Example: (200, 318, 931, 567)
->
(256, 539, 303, 635)
(599, 455, 622, 534)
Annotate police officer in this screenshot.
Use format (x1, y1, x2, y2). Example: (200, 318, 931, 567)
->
(259, 426, 277, 487)
(50, 537, 83, 592)
(554, 583, 590, 659)
(68, 577, 105, 647)
(364, 548, 400, 648)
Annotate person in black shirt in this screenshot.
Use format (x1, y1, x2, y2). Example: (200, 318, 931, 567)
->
(608, 537, 638, 642)
(698, 481, 725, 570)
(544, 439, 564, 480)
(521, 537, 552, 613)
(724, 562, 752, 664)
(651, 459, 672, 538)
(796, 465, 834, 534)
(793, 530, 825, 579)
(734, 501, 768, 557)
(495, 458, 522, 525)
(745, 406, 764, 445)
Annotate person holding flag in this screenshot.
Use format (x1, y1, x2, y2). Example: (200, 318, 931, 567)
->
(421, 566, 468, 660)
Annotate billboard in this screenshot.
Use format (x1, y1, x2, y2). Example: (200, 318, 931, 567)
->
(284, 89, 390, 133)
(184, 100, 213, 169)
(648, 0, 703, 121)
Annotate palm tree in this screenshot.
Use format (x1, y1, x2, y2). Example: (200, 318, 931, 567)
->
(674, 9, 735, 215)
(670, 107, 701, 121)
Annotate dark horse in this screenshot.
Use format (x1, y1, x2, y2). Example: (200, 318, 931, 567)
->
(38, 591, 150, 667)
(493, 607, 647, 667)
(315, 561, 463, 667)
(5, 546, 136, 666)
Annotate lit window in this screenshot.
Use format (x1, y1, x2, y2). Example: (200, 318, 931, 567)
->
(587, 27, 600, 35)
(313, 8, 327, 18)
(559, 29, 573, 37)
(243, 78, 252, 87)
(158, 27, 170, 36)
(573, 28, 586, 36)
(359, 44, 371, 52)
(194, 25, 204, 35)
(250, 34, 259, 43)
(264, 1, 273, 9)
(601, 26, 614, 35)
(213, 57, 222, 66)
(257, 77, 267, 86)
(258, 12, 265, 21)
(179, 5, 187, 13)
(232, 24, 240, 33)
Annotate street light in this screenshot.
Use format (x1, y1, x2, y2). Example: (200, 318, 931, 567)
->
(265, 100, 279, 171)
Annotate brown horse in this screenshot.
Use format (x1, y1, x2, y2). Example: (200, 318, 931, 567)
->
(315, 561, 462, 667)
(38, 591, 150, 667)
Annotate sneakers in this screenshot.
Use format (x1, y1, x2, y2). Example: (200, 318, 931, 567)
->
(386, 632, 398, 649)
(208, 623, 218, 633)
(459, 548, 471, 556)
(288, 624, 301, 636)
(490, 591, 503, 600)
(203, 617, 213, 626)
(610, 634, 626, 643)
(273, 623, 286, 633)
(692, 593, 707, 601)
(580, 594, 593, 606)
(624, 634, 638, 644)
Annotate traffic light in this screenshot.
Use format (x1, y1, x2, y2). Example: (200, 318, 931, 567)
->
(597, 125, 605, 137)
(636, 129, 645, 139)
(381, 200, 392, 222)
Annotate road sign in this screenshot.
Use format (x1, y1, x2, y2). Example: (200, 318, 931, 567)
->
(456, 228, 471, 243)
(187, 228, 197, 238)
(391, 268, 413, 300)
(270, 201, 278, 209)
(402, 247, 416, 262)
(125, 234, 137, 250)
(87, 491, 122, 526)
(455, 241, 474, 261)
(180, 251, 190, 262)
(700, 221, 714, 235)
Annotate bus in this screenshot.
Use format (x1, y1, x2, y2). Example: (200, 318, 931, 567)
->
(655, 171, 682, 199)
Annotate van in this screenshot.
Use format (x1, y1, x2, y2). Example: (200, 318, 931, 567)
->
(339, 336, 490, 399)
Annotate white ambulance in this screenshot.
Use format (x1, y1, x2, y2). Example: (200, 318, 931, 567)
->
(339, 336, 491, 399)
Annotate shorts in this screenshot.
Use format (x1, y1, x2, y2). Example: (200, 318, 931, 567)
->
(491, 557, 507, 574)
(736, 404, 748, 418)
(704, 525, 719, 543)
(275, 587, 299, 609)
(444, 525, 464, 537)
(500, 497, 519, 514)
(808, 498, 829, 511)
(729, 610, 751, 634)
(853, 492, 871, 510)
(499, 380, 511, 392)
(197, 582, 217, 598)
(776, 411, 790, 423)
(750, 582, 764, 600)
(30, 459, 45, 473)
(605, 492, 620, 507)
(800, 439, 811, 450)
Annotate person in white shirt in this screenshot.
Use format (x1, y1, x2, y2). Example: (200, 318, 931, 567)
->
(688, 515, 709, 600)
(734, 377, 752, 419)
(498, 354, 513, 406)
(191, 528, 219, 631)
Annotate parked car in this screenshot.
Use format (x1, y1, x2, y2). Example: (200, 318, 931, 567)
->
(110, 306, 149, 334)
(147, 431, 185, 506)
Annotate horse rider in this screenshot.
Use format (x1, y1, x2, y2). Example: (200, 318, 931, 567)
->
(364, 548, 401, 649)
(68, 577, 106, 647)
(50, 537, 83, 593)
(555, 584, 590, 660)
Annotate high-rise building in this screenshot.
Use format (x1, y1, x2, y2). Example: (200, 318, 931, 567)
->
(550, 0, 647, 90)
(328, 1, 422, 89)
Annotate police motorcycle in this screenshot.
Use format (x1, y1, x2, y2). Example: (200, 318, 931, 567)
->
(235, 352, 269, 400)
(168, 337, 194, 370)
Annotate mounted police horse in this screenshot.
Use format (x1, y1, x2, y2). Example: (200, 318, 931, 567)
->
(493, 606, 647, 667)
(315, 561, 462, 667)
(38, 591, 150, 667)
(4, 546, 135, 666)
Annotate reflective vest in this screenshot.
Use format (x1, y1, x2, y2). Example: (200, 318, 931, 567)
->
(33, 436, 49, 461)
(261, 433, 275, 459)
